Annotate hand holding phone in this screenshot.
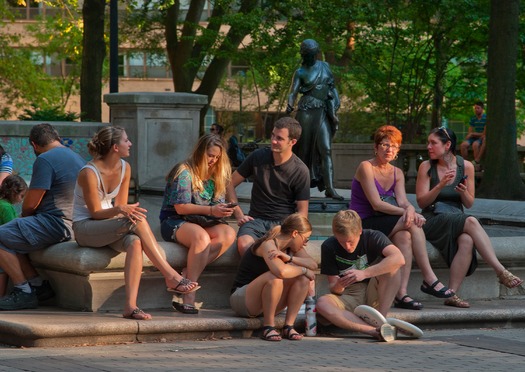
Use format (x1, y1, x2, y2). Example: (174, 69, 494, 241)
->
(460, 175, 468, 185)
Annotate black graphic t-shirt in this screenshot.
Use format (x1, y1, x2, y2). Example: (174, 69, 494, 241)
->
(320, 229, 392, 277)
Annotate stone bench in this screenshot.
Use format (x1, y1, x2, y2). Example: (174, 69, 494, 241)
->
(28, 235, 524, 312)
(28, 241, 242, 312)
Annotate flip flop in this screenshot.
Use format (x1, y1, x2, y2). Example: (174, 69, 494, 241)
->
(123, 308, 152, 320)
(167, 278, 201, 294)
(172, 302, 199, 314)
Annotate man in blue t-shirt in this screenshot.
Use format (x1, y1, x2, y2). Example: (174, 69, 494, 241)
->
(460, 101, 487, 169)
(0, 123, 85, 310)
(316, 210, 405, 341)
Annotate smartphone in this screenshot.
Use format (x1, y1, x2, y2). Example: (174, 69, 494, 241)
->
(460, 175, 468, 185)
(225, 202, 238, 208)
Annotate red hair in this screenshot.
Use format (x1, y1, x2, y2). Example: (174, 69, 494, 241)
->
(374, 125, 402, 146)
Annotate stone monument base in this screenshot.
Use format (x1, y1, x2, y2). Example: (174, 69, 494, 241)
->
(308, 197, 349, 213)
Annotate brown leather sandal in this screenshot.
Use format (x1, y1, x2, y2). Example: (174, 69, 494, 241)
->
(444, 295, 470, 308)
(497, 269, 524, 289)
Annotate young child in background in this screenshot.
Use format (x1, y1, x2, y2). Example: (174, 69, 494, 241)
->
(0, 174, 28, 296)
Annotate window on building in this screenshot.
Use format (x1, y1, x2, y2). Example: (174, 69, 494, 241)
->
(146, 53, 171, 78)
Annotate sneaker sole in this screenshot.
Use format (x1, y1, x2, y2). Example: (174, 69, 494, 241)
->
(380, 324, 397, 342)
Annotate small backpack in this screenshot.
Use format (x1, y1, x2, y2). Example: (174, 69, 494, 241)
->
(227, 135, 245, 167)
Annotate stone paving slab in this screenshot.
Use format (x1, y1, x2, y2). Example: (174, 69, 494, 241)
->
(431, 334, 525, 357)
(1, 328, 525, 371)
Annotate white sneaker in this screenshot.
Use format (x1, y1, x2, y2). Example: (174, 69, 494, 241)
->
(380, 324, 397, 342)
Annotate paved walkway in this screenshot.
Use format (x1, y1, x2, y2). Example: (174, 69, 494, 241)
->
(0, 185, 523, 357)
(1, 297, 524, 348)
(0, 327, 524, 371)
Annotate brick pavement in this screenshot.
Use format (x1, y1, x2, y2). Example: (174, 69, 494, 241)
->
(0, 328, 524, 371)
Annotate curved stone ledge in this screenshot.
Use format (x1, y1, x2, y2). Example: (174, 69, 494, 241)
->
(28, 235, 524, 312)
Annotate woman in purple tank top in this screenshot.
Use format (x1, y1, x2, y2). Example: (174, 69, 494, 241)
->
(350, 125, 453, 310)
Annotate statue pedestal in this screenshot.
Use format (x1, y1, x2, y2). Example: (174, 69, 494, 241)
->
(308, 197, 348, 213)
(307, 198, 348, 237)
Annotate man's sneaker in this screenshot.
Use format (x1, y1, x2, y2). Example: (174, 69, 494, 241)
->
(380, 323, 397, 342)
(0, 287, 38, 310)
(31, 280, 55, 303)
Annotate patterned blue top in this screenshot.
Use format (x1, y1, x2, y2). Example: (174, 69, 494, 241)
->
(0, 153, 13, 174)
(159, 169, 224, 221)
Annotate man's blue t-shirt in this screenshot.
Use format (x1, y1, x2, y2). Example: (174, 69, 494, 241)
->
(469, 113, 486, 134)
(30, 146, 85, 224)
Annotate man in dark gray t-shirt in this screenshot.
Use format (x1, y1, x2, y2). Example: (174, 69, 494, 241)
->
(226, 117, 310, 257)
(0, 123, 85, 310)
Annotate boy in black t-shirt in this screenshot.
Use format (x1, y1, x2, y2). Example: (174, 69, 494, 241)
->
(316, 210, 404, 340)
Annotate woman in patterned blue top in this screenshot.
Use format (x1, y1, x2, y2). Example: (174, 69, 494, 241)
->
(160, 134, 236, 314)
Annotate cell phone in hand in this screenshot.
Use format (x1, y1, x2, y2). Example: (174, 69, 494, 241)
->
(460, 175, 468, 185)
(225, 202, 238, 208)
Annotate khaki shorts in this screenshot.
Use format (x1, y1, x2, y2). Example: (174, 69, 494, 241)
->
(230, 285, 260, 318)
(323, 277, 380, 313)
(73, 218, 139, 253)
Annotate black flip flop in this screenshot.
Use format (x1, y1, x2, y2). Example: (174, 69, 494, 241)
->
(172, 302, 199, 314)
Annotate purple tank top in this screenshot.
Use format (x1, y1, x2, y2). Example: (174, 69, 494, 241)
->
(350, 169, 397, 219)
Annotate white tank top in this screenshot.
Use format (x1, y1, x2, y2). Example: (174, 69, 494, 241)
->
(72, 159, 127, 222)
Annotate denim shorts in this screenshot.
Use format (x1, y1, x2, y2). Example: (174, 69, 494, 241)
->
(160, 217, 187, 243)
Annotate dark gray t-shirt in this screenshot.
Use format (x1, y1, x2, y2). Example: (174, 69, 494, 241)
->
(236, 147, 310, 220)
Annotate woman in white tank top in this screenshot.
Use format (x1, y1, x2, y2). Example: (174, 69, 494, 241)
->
(73, 126, 200, 320)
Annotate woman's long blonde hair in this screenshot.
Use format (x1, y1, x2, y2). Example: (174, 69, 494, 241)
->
(166, 134, 231, 197)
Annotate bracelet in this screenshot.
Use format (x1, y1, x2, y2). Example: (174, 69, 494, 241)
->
(286, 253, 293, 264)
(302, 267, 307, 276)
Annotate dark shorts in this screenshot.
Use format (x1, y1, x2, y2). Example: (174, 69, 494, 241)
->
(160, 217, 187, 243)
(237, 218, 282, 241)
(466, 137, 483, 146)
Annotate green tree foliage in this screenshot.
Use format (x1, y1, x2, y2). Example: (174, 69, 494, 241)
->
(18, 104, 79, 121)
(480, 0, 525, 199)
(0, 0, 82, 119)
(26, 2, 83, 111)
(346, 0, 490, 142)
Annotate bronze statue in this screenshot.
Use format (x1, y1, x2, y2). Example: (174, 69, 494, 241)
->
(287, 39, 343, 200)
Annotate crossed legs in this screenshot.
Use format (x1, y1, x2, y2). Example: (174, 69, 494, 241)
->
(316, 270, 400, 339)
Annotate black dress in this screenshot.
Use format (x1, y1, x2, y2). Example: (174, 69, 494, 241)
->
(421, 156, 478, 276)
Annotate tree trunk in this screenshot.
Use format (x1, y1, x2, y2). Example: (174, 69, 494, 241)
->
(80, 0, 106, 122)
(479, 0, 525, 199)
